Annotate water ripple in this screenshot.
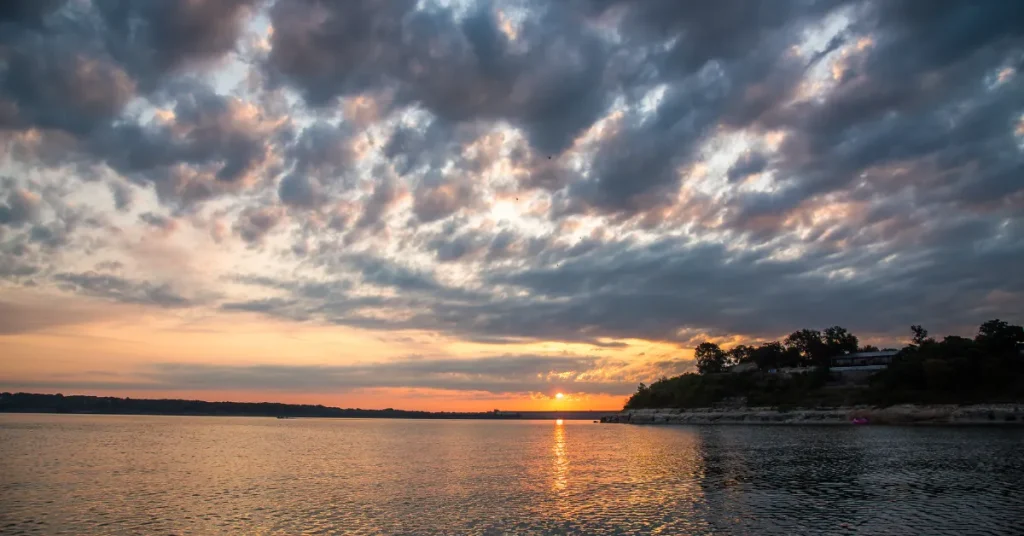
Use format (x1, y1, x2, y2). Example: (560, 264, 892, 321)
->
(1, 416, 1022, 535)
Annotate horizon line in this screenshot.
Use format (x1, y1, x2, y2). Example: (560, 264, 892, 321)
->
(0, 391, 621, 414)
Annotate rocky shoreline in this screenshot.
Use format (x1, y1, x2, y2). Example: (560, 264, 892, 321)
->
(599, 404, 1024, 425)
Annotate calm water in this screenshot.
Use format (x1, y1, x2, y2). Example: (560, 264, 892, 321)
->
(1, 415, 1022, 535)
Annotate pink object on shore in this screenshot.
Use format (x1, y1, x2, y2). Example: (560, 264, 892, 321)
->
(851, 417, 869, 425)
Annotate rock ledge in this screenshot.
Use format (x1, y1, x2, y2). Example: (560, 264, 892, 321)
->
(599, 405, 1024, 425)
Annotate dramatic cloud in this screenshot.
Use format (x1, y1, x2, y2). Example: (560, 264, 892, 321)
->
(1, 0, 1022, 405)
(0, 189, 41, 226)
(234, 205, 285, 244)
(54, 272, 192, 308)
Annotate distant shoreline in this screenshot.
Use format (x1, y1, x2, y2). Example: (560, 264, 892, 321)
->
(600, 404, 1024, 425)
(0, 392, 616, 420)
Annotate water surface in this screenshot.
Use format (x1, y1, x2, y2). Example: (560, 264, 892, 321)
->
(1, 415, 1021, 535)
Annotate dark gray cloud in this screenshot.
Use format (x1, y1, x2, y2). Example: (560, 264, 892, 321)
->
(485, 229, 522, 261)
(585, 0, 847, 73)
(728, 152, 770, 182)
(54, 271, 191, 308)
(0, 0, 66, 26)
(1, 1, 282, 208)
(92, 0, 259, 88)
(732, 0, 1024, 223)
(108, 181, 134, 212)
(228, 273, 353, 300)
(0, 38, 135, 135)
(94, 260, 124, 272)
(384, 120, 455, 177)
(278, 173, 325, 208)
(221, 297, 299, 314)
(287, 121, 356, 180)
(413, 180, 475, 223)
(28, 224, 69, 248)
(0, 189, 41, 227)
(234, 205, 284, 244)
(221, 220, 1023, 345)
(1, 0, 257, 135)
(139, 212, 175, 231)
(430, 232, 486, 263)
(266, 0, 610, 155)
(336, 254, 451, 295)
(571, 82, 725, 214)
(543, 0, 848, 217)
(87, 82, 291, 208)
(0, 257, 39, 279)
(355, 176, 400, 229)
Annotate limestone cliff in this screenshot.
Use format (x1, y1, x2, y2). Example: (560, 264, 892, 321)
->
(600, 404, 1024, 425)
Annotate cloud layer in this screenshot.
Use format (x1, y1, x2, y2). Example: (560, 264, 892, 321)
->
(1, 0, 1022, 401)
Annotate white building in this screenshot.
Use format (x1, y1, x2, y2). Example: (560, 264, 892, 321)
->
(830, 349, 899, 371)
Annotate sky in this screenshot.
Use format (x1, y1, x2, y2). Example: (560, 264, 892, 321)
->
(1, 0, 1022, 411)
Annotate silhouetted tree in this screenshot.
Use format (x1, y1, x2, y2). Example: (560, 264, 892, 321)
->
(859, 345, 880, 352)
(695, 342, 727, 375)
(911, 325, 932, 346)
(626, 319, 1024, 410)
(728, 344, 755, 364)
(749, 341, 799, 370)
(824, 326, 859, 356)
(0, 393, 526, 419)
(871, 319, 1024, 405)
(976, 319, 1024, 354)
(784, 329, 829, 367)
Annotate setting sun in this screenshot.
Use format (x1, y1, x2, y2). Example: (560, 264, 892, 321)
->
(555, 393, 565, 399)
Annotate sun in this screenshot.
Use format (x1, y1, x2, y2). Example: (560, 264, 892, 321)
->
(555, 392, 565, 399)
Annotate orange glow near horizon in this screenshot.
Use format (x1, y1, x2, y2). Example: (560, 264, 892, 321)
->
(0, 292, 637, 412)
(0, 386, 630, 413)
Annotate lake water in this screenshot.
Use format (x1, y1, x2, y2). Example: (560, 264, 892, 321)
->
(1, 415, 1022, 535)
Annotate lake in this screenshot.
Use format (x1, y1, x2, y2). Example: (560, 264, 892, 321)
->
(1, 415, 1022, 535)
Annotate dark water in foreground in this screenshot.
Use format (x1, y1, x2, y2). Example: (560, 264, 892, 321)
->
(1, 415, 1022, 535)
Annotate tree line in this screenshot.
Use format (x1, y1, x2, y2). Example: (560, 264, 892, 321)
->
(0, 393, 523, 419)
(694, 325, 878, 375)
(627, 319, 1024, 409)
(871, 319, 1024, 404)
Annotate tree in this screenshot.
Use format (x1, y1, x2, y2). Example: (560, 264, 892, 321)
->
(749, 341, 797, 370)
(728, 344, 755, 364)
(784, 329, 829, 367)
(695, 342, 727, 375)
(625, 318, 1024, 411)
(824, 326, 859, 356)
(976, 319, 1024, 354)
(911, 325, 932, 346)
(859, 345, 880, 352)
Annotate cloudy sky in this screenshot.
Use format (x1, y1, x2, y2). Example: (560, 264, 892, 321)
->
(1, 0, 1022, 410)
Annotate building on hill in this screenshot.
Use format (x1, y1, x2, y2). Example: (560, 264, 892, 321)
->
(728, 362, 759, 373)
(830, 349, 899, 370)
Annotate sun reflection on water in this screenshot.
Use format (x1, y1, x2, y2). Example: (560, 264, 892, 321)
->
(552, 420, 568, 493)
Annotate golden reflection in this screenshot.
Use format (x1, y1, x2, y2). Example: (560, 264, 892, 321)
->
(552, 420, 568, 492)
